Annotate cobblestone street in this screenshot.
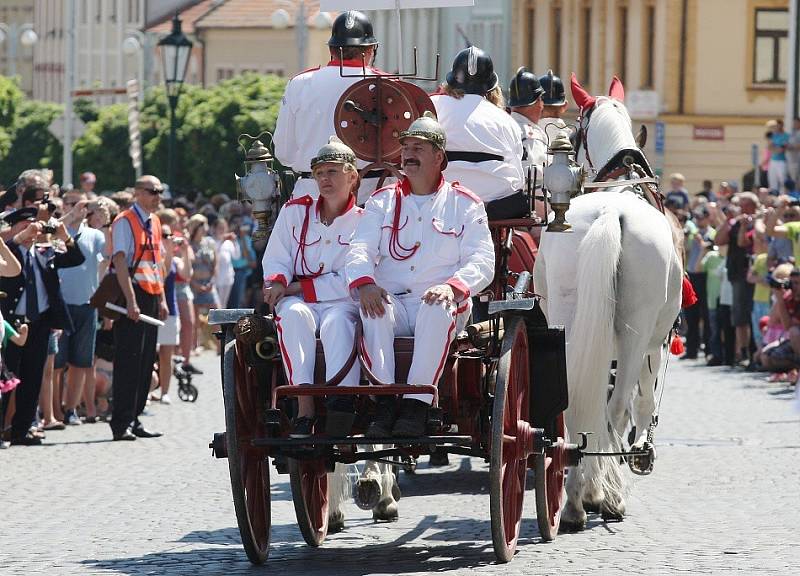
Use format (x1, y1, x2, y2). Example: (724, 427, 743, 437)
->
(2, 352, 797, 575)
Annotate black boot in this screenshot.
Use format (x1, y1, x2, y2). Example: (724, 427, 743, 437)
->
(365, 397, 397, 439)
(391, 398, 428, 437)
(324, 396, 356, 437)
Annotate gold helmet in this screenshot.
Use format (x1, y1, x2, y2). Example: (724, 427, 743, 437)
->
(399, 111, 447, 169)
(310, 136, 357, 169)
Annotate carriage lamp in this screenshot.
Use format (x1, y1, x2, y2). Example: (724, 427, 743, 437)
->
(544, 130, 584, 233)
(235, 136, 281, 241)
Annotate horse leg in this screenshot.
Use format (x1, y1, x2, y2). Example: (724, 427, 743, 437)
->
(561, 463, 588, 531)
(372, 459, 399, 522)
(355, 447, 383, 511)
(327, 462, 351, 533)
(628, 345, 663, 475)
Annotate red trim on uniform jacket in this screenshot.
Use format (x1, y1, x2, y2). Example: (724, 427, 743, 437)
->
(267, 274, 288, 287)
(349, 276, 375, 290)
(446, 278, 470, 301)
(451, 182, 482, 203)
(316, 194, 356, 221)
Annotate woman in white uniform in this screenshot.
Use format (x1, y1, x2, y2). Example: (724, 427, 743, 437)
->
(262, 137, 364, 437)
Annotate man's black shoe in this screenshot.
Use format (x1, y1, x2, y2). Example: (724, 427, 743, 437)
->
(131, 425, 163, 438)
(113, 428, 137, 441)
(391, 398, 428, 437)
(290, 416, 316, 438)
(10, 432, 42, 446)
(706, 357, 722, 367)
(365, 397, 397, 439)
(182, 363, 204, 375)
(429, 451, 450, 466)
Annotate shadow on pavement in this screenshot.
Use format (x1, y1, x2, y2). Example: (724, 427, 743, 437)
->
(81, 516, 507, 575)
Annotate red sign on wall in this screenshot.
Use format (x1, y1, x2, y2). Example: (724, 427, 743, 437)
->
(693, 126, 725, 140)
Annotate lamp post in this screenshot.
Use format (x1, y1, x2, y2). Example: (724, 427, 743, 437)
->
(157, 12, 193, 193)
(0, 22, 38, 78)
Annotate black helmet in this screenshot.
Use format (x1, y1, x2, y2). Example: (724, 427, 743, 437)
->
(328, 10, 378, 48)
(539, 70, 566, 106)
(508, 67, 544, 107)
(445, 46, 499, 95)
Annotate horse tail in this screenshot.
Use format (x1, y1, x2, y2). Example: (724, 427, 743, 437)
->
(566, 206, 626, 502)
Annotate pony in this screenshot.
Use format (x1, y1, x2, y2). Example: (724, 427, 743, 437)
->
(533, 75, 683, 531)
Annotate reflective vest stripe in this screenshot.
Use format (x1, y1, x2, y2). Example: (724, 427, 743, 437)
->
(116, 209, 163, 295)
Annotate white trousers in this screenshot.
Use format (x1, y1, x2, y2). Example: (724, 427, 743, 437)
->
(768, 159, 788, 192)
(275, 297, 360, 387)
(360, 293, 471, 404)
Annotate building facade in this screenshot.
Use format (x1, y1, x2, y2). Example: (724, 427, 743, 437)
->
(0, 1, 36, 97)
(511, 0, 789, 191)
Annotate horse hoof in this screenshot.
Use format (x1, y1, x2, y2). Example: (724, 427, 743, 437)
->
(372, 498, 398, 522)
(628, 442, 656, 476)
(558, 518, 586, 533)
(355, 478, 381, 511)
(328, 510, 345, 534)
(582, 500, 601, 514)
(600, 503, 625, 522)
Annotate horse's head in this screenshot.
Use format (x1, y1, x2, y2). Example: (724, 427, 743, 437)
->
(570, 75, 637, 176)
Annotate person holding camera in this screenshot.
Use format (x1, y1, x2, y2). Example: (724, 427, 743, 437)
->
(0, 205, 85, 446)
(766, 195, 800, 265)
(715, 192, 760, 366)
(683, 207, 717, 359)
(760, 268, 800, 375)
(55, 189, 107, 425)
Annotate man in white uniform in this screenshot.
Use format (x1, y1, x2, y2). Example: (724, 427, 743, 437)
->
(274, 10, 388, 205)
(537, 70, 571, 150)
(508, 67, 548, 221)
(346, 113, 495, 437)
(431, 47, 526, 220)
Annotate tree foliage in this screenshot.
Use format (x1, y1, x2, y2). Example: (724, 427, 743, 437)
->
(0, 73, 287, 195)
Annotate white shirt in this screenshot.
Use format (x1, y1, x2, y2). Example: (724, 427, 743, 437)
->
(262, 194, 363, 303)
(346, 177, 495, 299)
(15, 246, 50, 318)
(431, 94, 524, 204)
(214, 238, 241, 288)
(274, 60, 394, 203)
(511, 111, 548, 188)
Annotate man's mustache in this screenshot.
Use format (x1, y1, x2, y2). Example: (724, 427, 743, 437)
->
(403, 159, 420, 167)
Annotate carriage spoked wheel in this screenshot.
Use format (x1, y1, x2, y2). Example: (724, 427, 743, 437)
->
(222, 332, 271, 564)
(534, 412, 567, 541)
(490, 316, 530, 563)
(289, 457, 330, 546)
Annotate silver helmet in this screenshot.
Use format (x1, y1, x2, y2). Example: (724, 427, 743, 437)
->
(310, 136, 357, 169)
(400, 111, 447, 169)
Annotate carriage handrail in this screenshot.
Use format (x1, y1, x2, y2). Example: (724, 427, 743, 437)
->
(337, 46, 441, 82)
(271, 383, 439, 409)
(208, 308, 255, 325)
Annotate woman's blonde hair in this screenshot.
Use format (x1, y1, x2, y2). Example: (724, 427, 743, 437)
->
(438, 82, 505, 109)
(187, 214, 209, 242)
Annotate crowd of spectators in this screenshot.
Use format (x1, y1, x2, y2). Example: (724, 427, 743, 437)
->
(0, 169, 263, 447)
(670, 122, 800, 386)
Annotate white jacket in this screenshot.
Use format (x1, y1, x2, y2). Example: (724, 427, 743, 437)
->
(262, 194, 363, 303)
(431, 93, 524, 204)
(274, 60, 393, 203)
(346, 177, 495, 300)
(511, 111, 548, 188)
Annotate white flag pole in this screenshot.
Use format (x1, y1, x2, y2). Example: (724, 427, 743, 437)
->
(396, 0, 404, 73)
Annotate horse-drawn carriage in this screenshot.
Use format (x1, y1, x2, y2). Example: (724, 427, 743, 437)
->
(208, 40, 682, 566)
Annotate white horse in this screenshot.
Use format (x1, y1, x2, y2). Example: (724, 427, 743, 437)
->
(327, 454, 399, 532)
(533, 76, 683, 531)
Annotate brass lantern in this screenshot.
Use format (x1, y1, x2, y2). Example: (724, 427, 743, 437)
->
(234, 133, 281, 240)
(544, 130, 584, 232)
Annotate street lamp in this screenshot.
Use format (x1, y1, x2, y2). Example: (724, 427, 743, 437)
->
(157, 12, 193, 193)
(0, 22, 38, 78)
(270, 1, 332, 72)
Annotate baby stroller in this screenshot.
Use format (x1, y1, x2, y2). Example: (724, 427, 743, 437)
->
(172, 356, 199, 402)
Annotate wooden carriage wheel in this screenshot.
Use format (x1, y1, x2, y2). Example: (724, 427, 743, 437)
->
(489, 317, 530, 563)
(289, 458, 330, 546)
(534, 412, 567, 541)
(222, 334, 272, 564)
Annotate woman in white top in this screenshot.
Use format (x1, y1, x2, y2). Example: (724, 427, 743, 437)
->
(262, 137, 364, 438)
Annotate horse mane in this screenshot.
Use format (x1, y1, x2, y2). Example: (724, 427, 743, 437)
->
(585, 97, 637, 173)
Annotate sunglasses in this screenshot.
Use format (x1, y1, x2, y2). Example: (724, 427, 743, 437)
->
(139, 186, 163, 195)
(162, 233, 173, 240)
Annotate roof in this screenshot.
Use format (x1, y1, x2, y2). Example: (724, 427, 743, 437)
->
(195, 0, 324, 29)
(147, 0, 217, 35)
